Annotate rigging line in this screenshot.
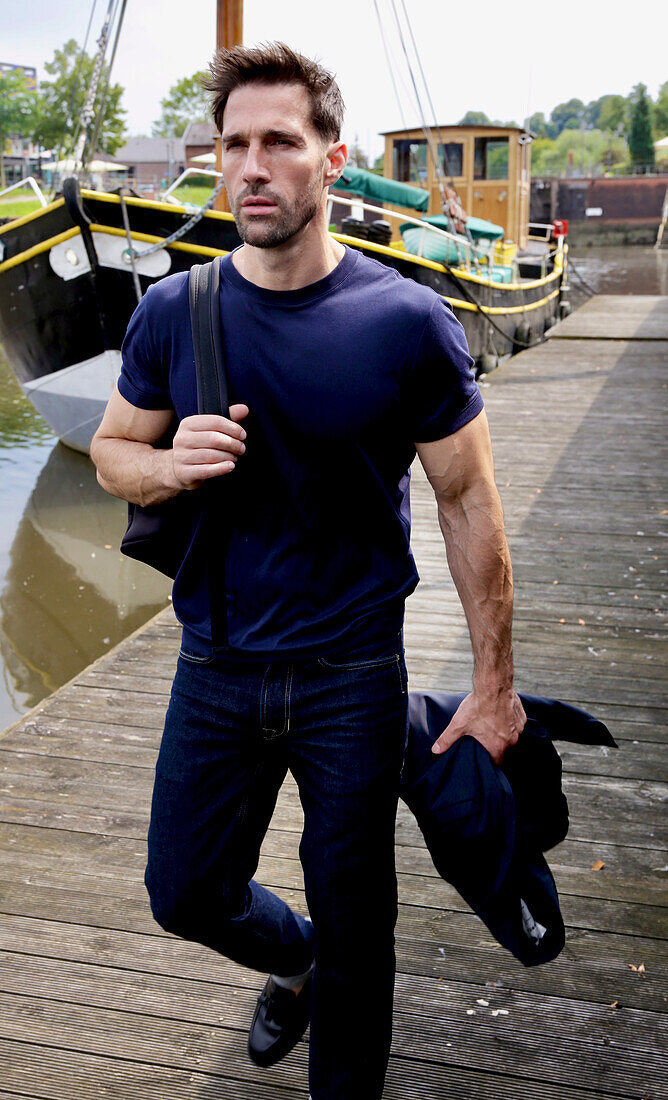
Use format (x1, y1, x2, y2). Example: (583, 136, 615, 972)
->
(72, 0, 118, 160)
(565, 256, 595, 296)
(53, 0, 99, 183)
(387, 0, 468, 262)
(396, 0, 476, 254)
(387, 0, 442, 192)
(371, 0, 411, 136)
(398, 0, 456, 192)
(73, 0, 119, 172)
(85, 0, 128, 166)
(71, 0, 119, 167)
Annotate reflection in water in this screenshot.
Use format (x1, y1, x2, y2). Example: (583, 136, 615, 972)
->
(0, 443, 170, 724)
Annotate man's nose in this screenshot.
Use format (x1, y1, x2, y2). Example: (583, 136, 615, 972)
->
(242, 142, 270, 183)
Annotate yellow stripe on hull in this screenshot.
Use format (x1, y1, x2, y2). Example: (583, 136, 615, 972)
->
(447, 287, 561, 315)
(0, 226, 80, 273)
(88, 222, 229, 258)
(0, 197, 66, 236)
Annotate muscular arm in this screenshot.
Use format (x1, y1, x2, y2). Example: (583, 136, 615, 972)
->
(90, 386, 249, 506)
(416, 408, 525, 763)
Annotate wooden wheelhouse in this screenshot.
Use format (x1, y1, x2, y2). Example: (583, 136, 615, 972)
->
(381, 124, 532, 248)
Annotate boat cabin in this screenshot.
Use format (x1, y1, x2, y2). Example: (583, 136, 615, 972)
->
(381, 124, 532, 249)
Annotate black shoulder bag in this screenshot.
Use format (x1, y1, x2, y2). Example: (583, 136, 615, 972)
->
(120, 257, 229, 578)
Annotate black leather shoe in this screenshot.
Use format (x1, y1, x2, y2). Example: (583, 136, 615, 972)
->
(247, 973, 313, 1067)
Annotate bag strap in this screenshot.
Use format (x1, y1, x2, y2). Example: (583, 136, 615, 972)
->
(188, 256, 229, 416)
(187, 255, 230, 650)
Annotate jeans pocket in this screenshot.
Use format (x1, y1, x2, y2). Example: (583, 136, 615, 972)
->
(318, 651, 407, 695)
(178, 647, 215, 665)
(317, 651, 400, 672)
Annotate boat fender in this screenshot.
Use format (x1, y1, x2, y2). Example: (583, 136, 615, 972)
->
(559, 301, 572, 320)
(63, 177, 99, 269)
(514, 320, 533, 350)
(476, 353, 498, 376)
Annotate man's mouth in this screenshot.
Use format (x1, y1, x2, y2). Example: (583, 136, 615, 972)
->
(241, 196, 279, 215)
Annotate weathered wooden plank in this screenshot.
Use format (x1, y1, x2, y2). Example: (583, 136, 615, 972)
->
(0, 987, 661, 1098)
(1, 754, 665, 851)
(3, 712, 664, 781)
(1, 905, 664, 1012)
(0, 1038, 306, 1100)
(1, 819, 664, 909)
(0, 945, 660, 1053)
(0, 1034, 648, 1100)
(1, 839, 665, 945)
(549, 296, 668, 340)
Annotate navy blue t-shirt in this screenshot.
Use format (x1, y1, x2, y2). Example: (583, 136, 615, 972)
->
(118, 246, 483, 657)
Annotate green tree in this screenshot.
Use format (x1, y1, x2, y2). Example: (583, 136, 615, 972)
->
(531, 128, 626, 177)
(346, 136, 369, 170)
(34, 39, 126, 157)
(549, 98, 586, 135)
(458, 110, 491, 126)
(527, 111, 550, 138)
(597, 94, 628, 134)
(152, 72, 212, 138)
(628, 83, 655, 169)
(654, 80, 668, 138)
(0, 69, 37, 189)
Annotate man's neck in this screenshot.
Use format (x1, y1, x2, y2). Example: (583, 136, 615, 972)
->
(232, 215, 345, 292)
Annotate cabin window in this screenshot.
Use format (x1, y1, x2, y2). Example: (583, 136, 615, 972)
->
(393, 139, 428, 184)
(438, 142, 463, 177)
(474, 137, 509, 180)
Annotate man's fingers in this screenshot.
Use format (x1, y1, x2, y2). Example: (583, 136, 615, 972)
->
(183, 461, 236, 481)
(173, 458, 237, 488)
(431, 724, 463, 755)
(179, 408, 249, 441)
(171, 407, 250, 489)
(179, 431, 246, 456)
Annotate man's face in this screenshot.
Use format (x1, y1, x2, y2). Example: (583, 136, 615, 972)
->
(220, 81, 335, 248)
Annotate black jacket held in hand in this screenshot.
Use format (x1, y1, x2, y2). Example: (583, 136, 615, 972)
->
(402, 692, 616, 967)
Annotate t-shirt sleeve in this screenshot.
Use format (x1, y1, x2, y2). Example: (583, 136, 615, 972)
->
(117, 284, 173, 410)
(406, 297, 484, 442)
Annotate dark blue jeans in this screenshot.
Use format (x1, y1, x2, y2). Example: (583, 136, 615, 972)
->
(145, 636, 408, 1099)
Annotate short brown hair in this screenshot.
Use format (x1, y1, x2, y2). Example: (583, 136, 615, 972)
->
(203, 42, 344, 142)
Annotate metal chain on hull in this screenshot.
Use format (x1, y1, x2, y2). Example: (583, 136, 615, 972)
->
(121, 173, 228, 264)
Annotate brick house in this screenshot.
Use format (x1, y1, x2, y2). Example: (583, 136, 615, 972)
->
(115, 136, 186, 195)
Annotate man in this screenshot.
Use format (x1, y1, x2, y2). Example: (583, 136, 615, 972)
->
(91, 43, 525, 1100)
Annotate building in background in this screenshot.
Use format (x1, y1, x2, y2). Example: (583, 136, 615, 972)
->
(114, 137, 185, 197)
(182, 121, 217, 166)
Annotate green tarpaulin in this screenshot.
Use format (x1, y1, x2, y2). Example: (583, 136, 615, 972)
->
(333, 166, 429, 213)
(420, 213, 505, 242)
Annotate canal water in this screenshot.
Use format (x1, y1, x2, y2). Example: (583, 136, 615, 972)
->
(0, 245, 665, 730)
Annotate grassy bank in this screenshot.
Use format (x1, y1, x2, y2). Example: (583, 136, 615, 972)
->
(0, 194, 43, 220)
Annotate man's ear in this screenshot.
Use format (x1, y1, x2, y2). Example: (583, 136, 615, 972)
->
(323, 140, 347, 188)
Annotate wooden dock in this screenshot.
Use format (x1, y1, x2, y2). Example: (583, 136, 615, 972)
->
(1, 294, 666, 1098)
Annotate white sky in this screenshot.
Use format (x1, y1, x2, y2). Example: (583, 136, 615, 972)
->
(5, 0, 666, 160)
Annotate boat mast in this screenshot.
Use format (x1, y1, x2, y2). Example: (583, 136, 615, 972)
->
(217, 0, 243, 55)
(213, 0, 244, 211)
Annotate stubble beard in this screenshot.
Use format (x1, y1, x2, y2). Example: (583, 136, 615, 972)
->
(232, 178, 322, 249)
